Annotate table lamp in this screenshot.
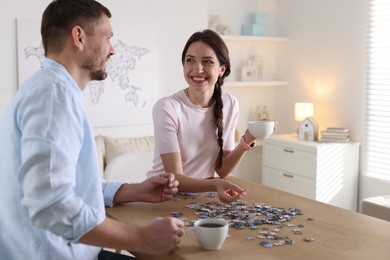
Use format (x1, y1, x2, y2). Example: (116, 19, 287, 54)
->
(295, 102, 314, 122)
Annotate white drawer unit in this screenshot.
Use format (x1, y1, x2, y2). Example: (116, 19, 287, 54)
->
(262, 134, 360, 211)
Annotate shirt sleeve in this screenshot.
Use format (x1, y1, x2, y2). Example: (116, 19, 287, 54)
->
(152, 97, 181, 154)
(102, 179, 123, 207)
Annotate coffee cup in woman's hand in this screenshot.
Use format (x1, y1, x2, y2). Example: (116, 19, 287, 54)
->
(248, 120, 275, 139)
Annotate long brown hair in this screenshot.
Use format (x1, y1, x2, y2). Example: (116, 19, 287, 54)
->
(181, 29, 231, 169)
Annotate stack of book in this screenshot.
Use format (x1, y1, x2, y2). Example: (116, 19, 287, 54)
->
(320, 127, 350, 143)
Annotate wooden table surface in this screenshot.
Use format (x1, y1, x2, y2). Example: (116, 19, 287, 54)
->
(106, 176, 390, 260)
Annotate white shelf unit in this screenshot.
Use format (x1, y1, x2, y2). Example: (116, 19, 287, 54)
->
(220, 34, 288, 87)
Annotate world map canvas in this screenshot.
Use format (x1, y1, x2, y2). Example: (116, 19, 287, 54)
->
(17, 18, 155, 130)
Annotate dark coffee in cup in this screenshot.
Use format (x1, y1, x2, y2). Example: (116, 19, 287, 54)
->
(199, 223, 225, 228)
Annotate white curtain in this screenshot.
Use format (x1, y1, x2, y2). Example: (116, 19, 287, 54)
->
(364, 0, 390, 180)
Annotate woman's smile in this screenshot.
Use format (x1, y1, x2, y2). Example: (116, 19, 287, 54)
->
(190, 76, 207, 84)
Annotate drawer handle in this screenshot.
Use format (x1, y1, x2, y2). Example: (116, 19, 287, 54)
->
(283, 148, 294, 153)
(283, 173, 294, 178)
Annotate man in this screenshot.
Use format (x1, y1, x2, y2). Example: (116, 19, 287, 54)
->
(0, 0, 184, 259)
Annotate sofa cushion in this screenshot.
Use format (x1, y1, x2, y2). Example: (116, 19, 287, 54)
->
(103, 135, 154, 166)
(94, 135, 105, 177)
(104, 152, 153, 182)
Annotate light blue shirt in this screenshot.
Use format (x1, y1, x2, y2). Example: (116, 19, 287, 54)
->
(0, 58, 123, 259)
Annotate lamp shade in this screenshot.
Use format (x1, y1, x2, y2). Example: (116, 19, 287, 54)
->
(295, 102, 314, 121)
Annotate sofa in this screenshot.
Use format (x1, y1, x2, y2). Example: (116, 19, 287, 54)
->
(95, 135, 154, 183)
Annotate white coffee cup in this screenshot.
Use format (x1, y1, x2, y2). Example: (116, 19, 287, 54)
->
(187, 219, 229, 250)
(248, 120, 275, 139)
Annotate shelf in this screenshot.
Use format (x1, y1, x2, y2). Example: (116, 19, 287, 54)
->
(221, 35, 288, 43)
(224, 81, 287, 88)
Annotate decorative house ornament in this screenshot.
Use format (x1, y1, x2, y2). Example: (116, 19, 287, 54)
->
(298, 117, 318, 141)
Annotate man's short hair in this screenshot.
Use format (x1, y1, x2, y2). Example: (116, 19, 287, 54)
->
(41, 0, 111, 55)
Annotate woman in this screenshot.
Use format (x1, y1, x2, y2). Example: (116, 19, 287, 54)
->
(147, 29, 257, 203)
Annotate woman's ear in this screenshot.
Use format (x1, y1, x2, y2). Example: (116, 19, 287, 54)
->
(219, 64, 227, 77)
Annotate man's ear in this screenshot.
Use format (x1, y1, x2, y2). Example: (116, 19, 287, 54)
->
(71, 26, 85, 51)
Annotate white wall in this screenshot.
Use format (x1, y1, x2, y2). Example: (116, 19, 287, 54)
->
(98, 0, 207, 99)
(96, 0, 208, 136)
(275, 0, 366, 139)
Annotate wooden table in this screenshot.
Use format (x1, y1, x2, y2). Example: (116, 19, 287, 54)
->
(106, 176, 390, 260)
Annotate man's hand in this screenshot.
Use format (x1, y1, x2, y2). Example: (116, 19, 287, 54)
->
(135, 217, 184, 255)
(138, 173, 179, 203)
(113, 173, 179, 204)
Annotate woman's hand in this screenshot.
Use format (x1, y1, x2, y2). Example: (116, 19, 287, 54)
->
(215, 179, 248, 203)
(243, 129, 256, 144)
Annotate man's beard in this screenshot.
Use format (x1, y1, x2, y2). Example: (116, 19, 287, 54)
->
(82, 61, 108, 81)
(90, 69, 108, 81)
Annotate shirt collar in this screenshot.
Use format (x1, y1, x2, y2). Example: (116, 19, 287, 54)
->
(42, 58, 82, 94)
